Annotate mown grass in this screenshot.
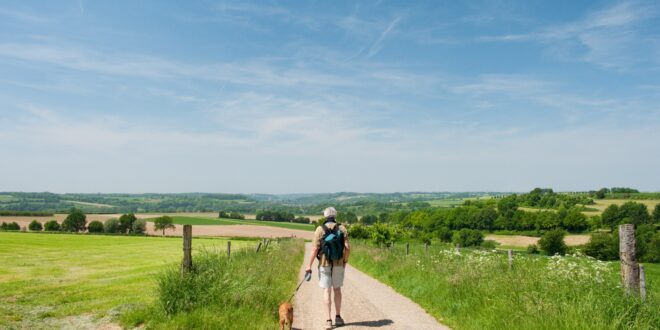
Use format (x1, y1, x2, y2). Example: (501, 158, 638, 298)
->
(121, 239, 305, 329)
(350, 241, 659, 330)
(0, 232, 254, 329)
(146, 215, 316, 231)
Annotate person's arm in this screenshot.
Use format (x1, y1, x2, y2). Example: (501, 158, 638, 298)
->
(343, 227, 350, 265)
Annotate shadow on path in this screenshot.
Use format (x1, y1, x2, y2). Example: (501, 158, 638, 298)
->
(343, 319, 394, 327)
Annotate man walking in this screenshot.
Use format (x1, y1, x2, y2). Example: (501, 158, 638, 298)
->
(305, 207, 350, 329)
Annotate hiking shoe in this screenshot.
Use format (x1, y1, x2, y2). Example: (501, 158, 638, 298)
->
(324, 319, 333, 329)
(335, 315, 345, 327)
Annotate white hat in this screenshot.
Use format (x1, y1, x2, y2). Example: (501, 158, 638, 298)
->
(323, 207, 337, 218)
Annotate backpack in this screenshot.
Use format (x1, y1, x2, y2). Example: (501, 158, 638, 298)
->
(318, 223, 344, 263)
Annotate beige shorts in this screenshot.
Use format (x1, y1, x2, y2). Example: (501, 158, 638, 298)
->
(318, 265, 345, 288)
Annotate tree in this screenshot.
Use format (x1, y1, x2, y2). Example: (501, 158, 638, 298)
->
(595, 188, 609, 199)
(44, 220, 60, 231)
(619, 201, 650, 225)
(497, 195, 518, 220)
(104, 218, 120, 233)
(1, 222, 20, 231)
(132, 219, 147, 235)
(337, 211, 358, 224)
(118, 213, 138, 234)
(61, 208, 86, 232)
(539, 229, 567, 255)
(154, 216, 175, 236)
(360, 214, 378, 225)
(28, 220, 43, 231)
(601, 205, 621, 231)
(87, 221, 104, 233)
(584, 233, 618, 260)
(653, 204, 660, 224)
(452, 228, 483, 247)
(561, 207, 588, 232)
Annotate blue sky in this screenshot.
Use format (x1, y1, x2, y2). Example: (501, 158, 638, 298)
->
(1, 0, 659, 193)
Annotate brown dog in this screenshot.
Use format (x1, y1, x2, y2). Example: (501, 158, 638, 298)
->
(278, 302, 294, 330)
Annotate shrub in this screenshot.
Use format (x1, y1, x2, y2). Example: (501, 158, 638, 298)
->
(643, 232, 660, 263)
(636, 224, 657, 262)
(527, 244, 539, 254)
(292, 216, 310, 224)
(539, 229, 567, 255)
(28, 220, 43, 231)
(436, 227, 453, 242)
(360, 214, 378, 225)
(132, 219, 147, 235)
(348, 223, 370, 239)
(1, 222, 20, 231)
(61, 208, 86, 232)
(119, 213, 138, 234)
(584, 232, 618, 260)
(481, 240, 497, 249)
(452, 228, 483, 247)
(104, 218, 121, 233)
(370, 223, 395, 246)
(44, 220, 60, 231)
(87, 221, 104, 233)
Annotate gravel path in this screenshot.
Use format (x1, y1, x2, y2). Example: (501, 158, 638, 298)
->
(293, 243, 449, 330)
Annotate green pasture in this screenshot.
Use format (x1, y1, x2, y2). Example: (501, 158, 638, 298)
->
(145, 215, 316, 231)
(0, 232, 254, 329)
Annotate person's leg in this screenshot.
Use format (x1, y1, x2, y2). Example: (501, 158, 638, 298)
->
(333, 287, 342, 316)
(323, 287, 332, 321)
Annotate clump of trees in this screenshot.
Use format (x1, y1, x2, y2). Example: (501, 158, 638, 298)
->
(218, 211, 245, 220)
(29, 220, 43, 231)
(539, 229, 568, 256)
(44, 220, 60, 231)
(103, 213, 147, 235)
(0, 222, 20, 231)
(88, 221, 104, 233)
(452, 229, 484, 247)
(61, 208, 87, 232)
(584, 224, 659, 262)
(256, 210, 295, 222)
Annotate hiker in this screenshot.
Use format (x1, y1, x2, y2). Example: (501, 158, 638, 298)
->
(305, 207, 350, 329)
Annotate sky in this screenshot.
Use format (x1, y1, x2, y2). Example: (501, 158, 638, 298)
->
(0, 0, 659, 194)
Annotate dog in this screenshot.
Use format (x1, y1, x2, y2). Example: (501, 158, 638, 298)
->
(278, 301, 294, 330)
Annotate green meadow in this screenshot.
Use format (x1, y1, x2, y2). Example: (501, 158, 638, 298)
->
(0, 232, 255, 329)
(145, 215, 316, 231)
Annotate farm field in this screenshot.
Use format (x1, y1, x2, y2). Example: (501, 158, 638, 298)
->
(583, 199, 660, 216)
(485, 234, 590, 247)
(0, 232, 255, 329)
(350, 241, 659, 330)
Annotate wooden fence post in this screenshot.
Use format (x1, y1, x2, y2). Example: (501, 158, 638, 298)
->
(181, 225, 192, 273)
(619, 224, 640, 295)
(227, 241, 231, 258)
(256, 242, 262, 253)
(425, 243, 429, 254)
(508, 249, 513, 270)
(406, 243, 410, 255)
(639, 264, 647, 302)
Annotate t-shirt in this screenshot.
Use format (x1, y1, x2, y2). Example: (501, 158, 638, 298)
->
(313, 222, 348, 267)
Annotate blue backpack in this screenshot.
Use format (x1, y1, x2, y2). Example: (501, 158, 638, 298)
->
(319, 223, 344, 262)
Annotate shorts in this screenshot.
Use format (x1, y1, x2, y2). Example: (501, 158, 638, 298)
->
(318, 265, 345, 288)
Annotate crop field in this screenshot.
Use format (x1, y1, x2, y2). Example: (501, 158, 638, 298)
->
(582, 199, 660, 216)
(350, 241, 660, 329)
(0, 232, 255, 329)
(144, 215, 316, 231)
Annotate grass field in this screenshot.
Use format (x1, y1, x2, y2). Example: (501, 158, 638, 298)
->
(145, 215, 316, 231)
(0, 232, 255, 329)
(350, 241, 659, 330)
(582, 199, 660, 216)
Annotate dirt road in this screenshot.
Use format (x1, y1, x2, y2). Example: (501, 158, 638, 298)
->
(293, 243, 449, 330)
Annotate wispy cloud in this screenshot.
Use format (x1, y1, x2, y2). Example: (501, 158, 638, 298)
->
(366, 16, 401, 58)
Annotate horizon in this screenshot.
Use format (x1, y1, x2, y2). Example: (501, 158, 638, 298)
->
(2, 0, 659, 193)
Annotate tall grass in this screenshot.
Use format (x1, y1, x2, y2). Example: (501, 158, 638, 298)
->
(351, 241, 659, 330)
(122, 239, 304, 329)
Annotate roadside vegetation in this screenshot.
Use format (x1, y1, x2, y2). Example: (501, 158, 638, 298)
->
(121, 239, 304, 329)
(350, 240, 659, 330)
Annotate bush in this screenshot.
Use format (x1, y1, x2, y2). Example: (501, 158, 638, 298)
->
(643, 232, 660, 263)
(527, 244, 539, 254)
(539, 229, 567, 255)
(104, 218, 121, 233)
(292, 216, 310, 224)
(132, 219, 147, 235)
(44, 220, 60, 231)
(28, 220, 43, 231)
(61, 208, 86, 232)
(370, 223, 396, 246)
(436, 227, 453, 242)
(348, 223, 370, 239)
(481, 240, 497, 249)
(452, 228, 483, 247)
(584, 232, 618, 260)
(1, 222, 20, 231)
(87, 221, 104, 233)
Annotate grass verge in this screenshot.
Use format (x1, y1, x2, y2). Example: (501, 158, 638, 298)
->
(121, 239, 304, 329)
(350, 241, 659, 330)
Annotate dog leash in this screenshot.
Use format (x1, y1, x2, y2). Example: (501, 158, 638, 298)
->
(288, 270, 312, 302)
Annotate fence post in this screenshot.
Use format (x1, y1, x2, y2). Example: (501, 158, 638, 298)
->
(227, 241, 231, 258)
(425, 243, 429, 254)
(455, 244, 460, 254)
(256, 242, 262, 253)
(619, 224, 640, 295)
(639, 264, 647, 302)
(181, 224, 193, 273)
(508, 249, 513, 270)
(406, 243, 410, 255)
